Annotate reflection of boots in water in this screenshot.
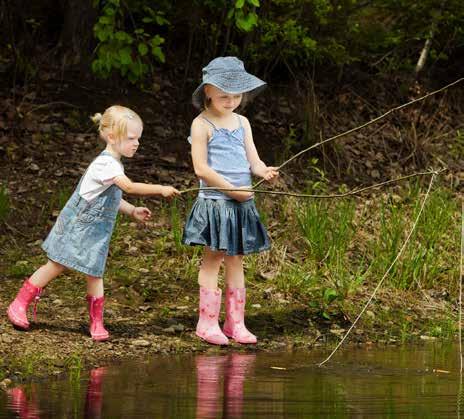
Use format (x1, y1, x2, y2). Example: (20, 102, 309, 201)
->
(196, 355, 227, 419)
(7, 386, 40, 419)
(85, 367, 107, 419)
(224, 353, 256, 418)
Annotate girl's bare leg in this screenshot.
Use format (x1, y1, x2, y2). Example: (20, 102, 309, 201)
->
(29, 259, 66, 288)
(198, 247, 224, 289)
(224, 255, 245, 288)
(86, 276, 104, 297)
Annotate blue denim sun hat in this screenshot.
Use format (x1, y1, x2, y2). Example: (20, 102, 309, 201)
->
(192, 56, 266, 109)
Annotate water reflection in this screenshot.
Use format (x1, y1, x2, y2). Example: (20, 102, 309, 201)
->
(6, 387, 40, 419)
(6, 366, 107, 419)
(84, 367, 107, 419)
(196, 353, 256, 418)
(2, 345, 463, 417)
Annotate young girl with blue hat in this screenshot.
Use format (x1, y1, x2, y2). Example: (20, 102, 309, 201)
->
(7, 105, 180, 341)
(183, 56, 279, 345)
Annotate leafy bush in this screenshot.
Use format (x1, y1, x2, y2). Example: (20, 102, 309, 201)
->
(92, 0, 170, 83)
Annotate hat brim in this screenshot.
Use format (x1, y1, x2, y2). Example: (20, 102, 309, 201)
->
(192, 73, 266, 109)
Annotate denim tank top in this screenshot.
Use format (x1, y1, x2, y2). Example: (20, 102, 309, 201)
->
(189, 115, 252, 200)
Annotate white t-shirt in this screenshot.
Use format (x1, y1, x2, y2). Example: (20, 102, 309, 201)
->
(79, 154, 124, 201)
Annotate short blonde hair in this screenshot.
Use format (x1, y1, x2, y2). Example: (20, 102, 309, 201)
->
(91, 105, 142, 141)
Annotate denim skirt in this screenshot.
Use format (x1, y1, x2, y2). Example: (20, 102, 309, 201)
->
(182, 198, 270, 256)
(41, 184, 121, 277)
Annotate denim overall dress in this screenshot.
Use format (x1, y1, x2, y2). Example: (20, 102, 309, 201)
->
(182, 115, 270, 255)
(42, 151, 123, 277)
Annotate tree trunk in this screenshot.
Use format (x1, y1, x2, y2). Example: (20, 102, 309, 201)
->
(57, 0, 97, 66)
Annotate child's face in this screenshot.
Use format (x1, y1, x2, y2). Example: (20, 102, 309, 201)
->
(206, 85, 242, 114)
(110, 119, 143, 158)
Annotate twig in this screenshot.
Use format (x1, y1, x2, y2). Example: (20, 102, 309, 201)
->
(318, 171, 437, 367)
(3, 221, 28, 238)
(23, 101, 81, 117)
(253, 77, 464, 189)
(459, 373, 463, 419)
(180, 168, 445, 198)
(460, 200, 464, 373)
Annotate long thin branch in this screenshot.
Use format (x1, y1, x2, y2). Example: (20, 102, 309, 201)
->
(253, 77, 464, 189)
(180, 168, 445, 198)
(460, 200, 464, 373)
(23, 101, 80, 116)
(318, 171, 437, 367)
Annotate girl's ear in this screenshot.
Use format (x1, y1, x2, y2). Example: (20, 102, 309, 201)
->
(107, 131, 116, 144)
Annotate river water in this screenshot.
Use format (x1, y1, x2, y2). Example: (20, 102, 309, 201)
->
(1, 343, 462, 418)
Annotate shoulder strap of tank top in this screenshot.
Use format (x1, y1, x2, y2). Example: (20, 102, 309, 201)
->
(200, 116, 218, 130)
(236, 114, 243, 129)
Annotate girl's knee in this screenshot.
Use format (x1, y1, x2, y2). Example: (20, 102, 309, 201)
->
(86, 276, 102, 282)
(203, 249, 224, 264)
(224, 255, 243, 266)
(46, 260, 66, 274)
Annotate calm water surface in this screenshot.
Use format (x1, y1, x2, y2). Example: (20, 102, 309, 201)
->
(1, 343, 462, 418)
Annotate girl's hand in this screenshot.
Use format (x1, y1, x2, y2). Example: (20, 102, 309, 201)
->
(263, 167, 279, 182)
(161, 186, 181, 199)
(230, 186, 254, 202)
(132, 207, 152, 223)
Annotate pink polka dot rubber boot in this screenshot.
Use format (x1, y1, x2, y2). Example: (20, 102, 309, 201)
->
(222, 287, 257, 344)
(87, 295, 109, 341)
(7, 278, 42, 330)
(196, 287, 229, 345)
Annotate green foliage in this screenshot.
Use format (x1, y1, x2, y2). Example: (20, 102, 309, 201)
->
(450, 130, 464, 159)
(229, 0, 260, 32)
(319, 286, 338, 319)
(92, 0, 170, 83)
(169, 199, 183, 251)
(4, 0, 464, 85)
(297, 198, 356, 264)
(350, 0, 464, 72)
(370, 184, 457, 289)
(198, 0, 260, 32)
(276, 180, 458, 324)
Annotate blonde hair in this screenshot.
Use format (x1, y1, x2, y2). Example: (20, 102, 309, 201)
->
(91, 105, 142, 141)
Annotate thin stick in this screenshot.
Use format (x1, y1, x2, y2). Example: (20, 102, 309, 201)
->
(460, 200, 464, 373)
(180, 168, 445, 198)
(23, 101, 81, 116)
(253, 77, 464, 189)
(459, 373, 463, 419)
(318, 171, 437, 367)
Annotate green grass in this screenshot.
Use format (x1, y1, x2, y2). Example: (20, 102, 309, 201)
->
(369, 184, 457, 289)
(2, 176, 459, 334)
(270, 181, 459, 319)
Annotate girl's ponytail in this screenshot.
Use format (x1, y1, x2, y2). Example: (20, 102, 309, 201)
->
(90, 113, 103, 125)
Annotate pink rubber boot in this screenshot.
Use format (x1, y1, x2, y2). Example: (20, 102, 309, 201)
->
(7, 278, 42, 330)
(196, 287, 229, 345)
(87, 295, 109, 341)
(223, 287, 257, 344)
